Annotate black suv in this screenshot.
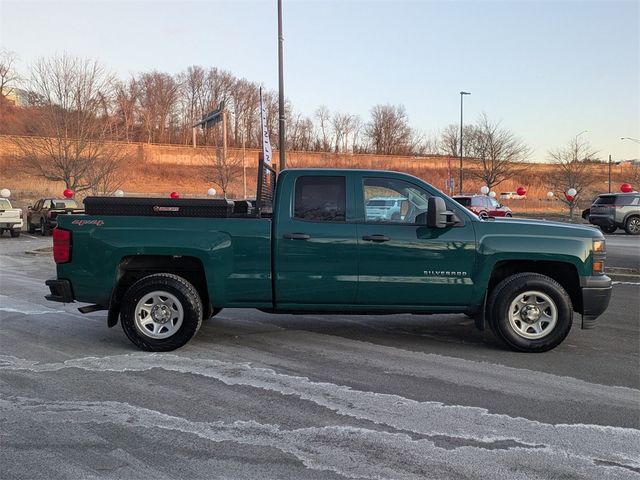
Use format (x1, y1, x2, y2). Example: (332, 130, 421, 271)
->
(588, 192, 640, 235)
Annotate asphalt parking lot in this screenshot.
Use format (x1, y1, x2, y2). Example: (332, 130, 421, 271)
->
(1, 233, 639, 480)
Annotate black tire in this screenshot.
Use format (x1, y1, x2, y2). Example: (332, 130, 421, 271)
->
(10, 229, 20, 238)
(479, 211, 488, 219)
(624, 216, 640, 235)
(505, 213, 513, 218)
(40, 219, 48, 236)
(600, 225, 617, 234)
(487, 273, 573, 352)
(120, 273, 203, 351)
(27, 220, 36, 234)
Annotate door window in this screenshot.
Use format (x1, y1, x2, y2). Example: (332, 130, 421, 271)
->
(363, 177, 432, 224)
(294, 176, 346, 222)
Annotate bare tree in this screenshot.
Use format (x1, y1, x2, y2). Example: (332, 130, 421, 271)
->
(113, 77, 139, 142)
(332, 112, 359, 152)
(137, 71, 181, 144)
(314, 105, 332, 152)
(13, 54, 124, 193)
(201, 149, 243, 198)
(0, 48, 19, 99)
(365, 104, 414, 155)
(548, 136, 599, 220)
(466, 113, 531, 189)
(438, 124, 476, 158)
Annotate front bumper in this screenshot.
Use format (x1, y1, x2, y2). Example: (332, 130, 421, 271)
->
(45, 278, 75, 303)
(579, 275, 612, 329)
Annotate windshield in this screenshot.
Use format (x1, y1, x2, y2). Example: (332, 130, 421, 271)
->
(0, 199, 11, 209)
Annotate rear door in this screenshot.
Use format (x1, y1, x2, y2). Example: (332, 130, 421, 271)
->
(274, 173, 359, 306)
(356, 174, 476, 307)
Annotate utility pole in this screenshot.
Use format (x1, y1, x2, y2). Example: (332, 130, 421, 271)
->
(242, 127, 247, 199)
(459, 91, 470, 194)
(608, 154, 612, 193)
(222, 109, 228, 166)
(278, 0, 286, 170)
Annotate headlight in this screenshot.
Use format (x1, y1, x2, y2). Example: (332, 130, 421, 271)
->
(593, 239, 605, 253)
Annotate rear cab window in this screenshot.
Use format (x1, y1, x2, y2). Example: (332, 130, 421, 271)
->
(294, 176, 346, 222)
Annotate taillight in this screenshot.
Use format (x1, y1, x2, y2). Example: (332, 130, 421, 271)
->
(53, 228, 71, 264)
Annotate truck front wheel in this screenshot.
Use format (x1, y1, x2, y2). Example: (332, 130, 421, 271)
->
(488, 273, 573, 352)
(120, 273, 203, 351)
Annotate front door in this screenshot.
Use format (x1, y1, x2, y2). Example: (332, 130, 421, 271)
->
(357, 175, 476, 307)
(274, 174, 358, 306)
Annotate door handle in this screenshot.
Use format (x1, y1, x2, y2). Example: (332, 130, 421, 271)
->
(362, 234, 390, 242)
(283, 233, 310, 240)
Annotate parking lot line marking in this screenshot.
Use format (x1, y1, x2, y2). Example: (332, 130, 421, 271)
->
(612, 281, 640, 286)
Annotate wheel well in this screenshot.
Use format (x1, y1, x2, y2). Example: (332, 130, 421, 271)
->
(111, 255, 209, 316)
(488, 260, 581, 313)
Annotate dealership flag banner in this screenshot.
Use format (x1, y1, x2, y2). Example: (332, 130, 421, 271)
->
(259, 88, 272, 165)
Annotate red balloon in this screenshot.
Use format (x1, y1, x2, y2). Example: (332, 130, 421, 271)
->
(516, 186, 527, 196)
(620, 183, 633, 193)
(63, 189, 73, 199)
(565, 194, 574, 202)
(170, 191, 180, 199)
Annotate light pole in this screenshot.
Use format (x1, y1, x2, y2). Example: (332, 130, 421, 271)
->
(459, 91, 470, 194)
(278, 0, 286, 170)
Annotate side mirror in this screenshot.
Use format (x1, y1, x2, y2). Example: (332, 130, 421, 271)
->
(427, 197, 458, 228)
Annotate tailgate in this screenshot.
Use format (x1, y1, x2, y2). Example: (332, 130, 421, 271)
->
(0, 209, 21, 221)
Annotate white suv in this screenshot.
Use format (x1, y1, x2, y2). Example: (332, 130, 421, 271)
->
(365, 197, 405, 222)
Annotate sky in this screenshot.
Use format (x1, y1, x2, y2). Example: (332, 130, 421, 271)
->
(1, 0, 639, 162)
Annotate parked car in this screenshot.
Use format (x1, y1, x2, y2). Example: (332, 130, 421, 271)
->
(588, 192, 640, 235)
(27, 198, 85, 235)
(0, 198, 24, 237)
(365, 197, 406, 222)
(499, 192, 525, 200)
(453, 195, 513, 218)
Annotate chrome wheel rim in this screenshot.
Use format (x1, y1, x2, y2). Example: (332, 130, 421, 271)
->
(134, 291, 184, 339)
(508, 290, 557, 340)
(628, 218, 640, 234)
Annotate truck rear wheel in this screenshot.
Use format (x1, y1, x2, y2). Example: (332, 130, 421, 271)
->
(120, 273, 203, 351)
(488, 273, 573, 352)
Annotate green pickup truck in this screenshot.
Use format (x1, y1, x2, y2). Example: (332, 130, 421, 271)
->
(46, 167, 612, 353)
